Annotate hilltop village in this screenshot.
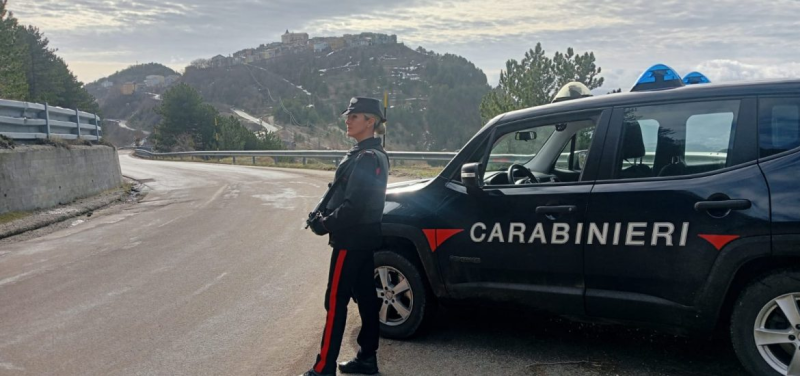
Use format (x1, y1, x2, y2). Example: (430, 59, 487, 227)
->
(99, 31, 399, 95)
(207, 31, 398, 68)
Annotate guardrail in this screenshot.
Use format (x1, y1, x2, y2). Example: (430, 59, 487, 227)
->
(133, 147, 729, 170)
(0, 99, 102, 141)
(134, 148, 459, 164)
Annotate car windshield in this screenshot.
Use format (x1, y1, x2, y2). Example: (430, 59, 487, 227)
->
(486, 125, 556, 171)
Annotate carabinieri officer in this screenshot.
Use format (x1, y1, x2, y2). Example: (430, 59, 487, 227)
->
(303, 97, 390, 376)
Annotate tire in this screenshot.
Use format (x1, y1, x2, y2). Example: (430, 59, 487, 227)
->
(374, 249, 436, 339)
(731, 269, 800, 376)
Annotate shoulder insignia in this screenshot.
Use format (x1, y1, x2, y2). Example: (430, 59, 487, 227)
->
(358, 149, 378, 159)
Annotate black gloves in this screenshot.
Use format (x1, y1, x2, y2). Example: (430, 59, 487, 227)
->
(308, 216, 329, 236)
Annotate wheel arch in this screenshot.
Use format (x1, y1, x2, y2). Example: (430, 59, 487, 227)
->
(716, 256, 800, 331)
(698, 235, 800, 332)
(381, 223, 447, 298)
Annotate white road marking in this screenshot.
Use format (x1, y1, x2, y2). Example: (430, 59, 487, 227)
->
(192, 272, 228, 297)
(157, 218, 179, 228)
(0, 362, 25, 371)
(0, 269, 39, 288)
(288, 181, 322, 188)
(107, 286, 132, 297)
(121, 241, 142, 250)
(201, 185, 228, 208)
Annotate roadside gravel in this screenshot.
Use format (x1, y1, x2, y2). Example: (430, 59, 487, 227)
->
(0, 178, 145, 245)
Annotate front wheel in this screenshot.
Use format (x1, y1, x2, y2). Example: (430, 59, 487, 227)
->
(374, 250, 435, 339)
(732, 269, 800, 375)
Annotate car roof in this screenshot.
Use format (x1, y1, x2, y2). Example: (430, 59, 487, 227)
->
(495, 79, 800, 126)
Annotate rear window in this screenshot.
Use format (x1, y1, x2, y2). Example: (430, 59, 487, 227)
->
(615, 100, 739, 179)
(759, 97, 800, 158)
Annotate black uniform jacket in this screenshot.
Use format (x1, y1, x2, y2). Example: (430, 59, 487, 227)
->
(321, 137, 390, 251)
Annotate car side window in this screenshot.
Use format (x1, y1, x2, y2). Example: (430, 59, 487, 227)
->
(759, 97, 800, 158)
(486, 125, 556, 172)
(615, 100, 741, 180)
(555, 125, 597, 171)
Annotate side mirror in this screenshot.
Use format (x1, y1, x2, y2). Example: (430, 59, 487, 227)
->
(514, 131, 537, 141)
(461, 162, 482, 190)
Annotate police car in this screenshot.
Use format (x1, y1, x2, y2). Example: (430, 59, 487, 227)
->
(373, 64, 800, 375)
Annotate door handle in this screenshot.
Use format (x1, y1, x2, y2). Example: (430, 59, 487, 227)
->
(694, 199, 751, 212)
(535, 205, 578, 214)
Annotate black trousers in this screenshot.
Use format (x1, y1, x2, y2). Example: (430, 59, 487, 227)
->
(313, 248, 380, 374)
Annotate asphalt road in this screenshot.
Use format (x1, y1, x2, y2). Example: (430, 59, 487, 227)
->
(0, 152, 749, 376)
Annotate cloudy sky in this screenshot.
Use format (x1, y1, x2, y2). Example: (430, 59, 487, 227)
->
(10, 0, 800, 91)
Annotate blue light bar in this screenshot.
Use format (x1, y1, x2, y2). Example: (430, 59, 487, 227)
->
(631, 64, 685, 92)
(683, 71, 711, 85)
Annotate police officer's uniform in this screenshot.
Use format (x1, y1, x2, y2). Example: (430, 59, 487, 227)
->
(305, 98, 390, 376)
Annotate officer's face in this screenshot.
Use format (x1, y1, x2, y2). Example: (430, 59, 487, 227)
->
(345, 113, 375, 141)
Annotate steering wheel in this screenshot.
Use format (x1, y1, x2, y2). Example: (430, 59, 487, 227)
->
(507, 164, 538, 184)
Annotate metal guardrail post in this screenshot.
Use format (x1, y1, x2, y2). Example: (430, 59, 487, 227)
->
(232, 156, 236, 165)
(74, 108, 81, 138)
(44, 102, 51, 139)
(94, 114, 100, 140)
(303, 157, 307, 165)
(252, 156, 256, 165)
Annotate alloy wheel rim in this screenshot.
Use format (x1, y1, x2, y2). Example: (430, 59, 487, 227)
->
(754, 293, 800, 375)
(374, 266, 413, 327)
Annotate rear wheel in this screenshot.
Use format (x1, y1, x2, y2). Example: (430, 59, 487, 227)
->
(374, 250, 435, 339)
(731, 269, 800, 375)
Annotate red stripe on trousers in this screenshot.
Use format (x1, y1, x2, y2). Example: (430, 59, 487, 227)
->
(314, 249, 348, 374)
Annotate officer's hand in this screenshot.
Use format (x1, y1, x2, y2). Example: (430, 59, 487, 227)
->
(309, 217, 329, 236)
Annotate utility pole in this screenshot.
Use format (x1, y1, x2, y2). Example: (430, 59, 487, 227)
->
(383, 90, 388, 148)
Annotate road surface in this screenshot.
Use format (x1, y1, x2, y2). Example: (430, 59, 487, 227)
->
(0, 152, 749, 375)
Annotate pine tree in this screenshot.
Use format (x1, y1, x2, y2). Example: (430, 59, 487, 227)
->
(16, 26, 97, 112)
(0, 0, 29, 100)
(479, 43, 604, 122)
(153, 83, 216, 151)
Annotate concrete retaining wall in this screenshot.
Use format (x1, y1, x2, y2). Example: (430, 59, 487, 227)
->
(0, 145, 122, 214)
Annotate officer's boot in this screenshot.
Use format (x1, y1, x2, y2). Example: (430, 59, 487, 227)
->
(338, 355, 378, 375)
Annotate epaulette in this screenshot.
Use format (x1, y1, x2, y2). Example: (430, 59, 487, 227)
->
(357, 149, 378, 159)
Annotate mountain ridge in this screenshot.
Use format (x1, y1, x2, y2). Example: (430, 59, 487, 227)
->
(88, 41, 490, 151)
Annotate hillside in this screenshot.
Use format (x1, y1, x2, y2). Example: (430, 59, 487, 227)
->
(89, 44, 490, 151)
(86, 63, 177, 87)
(85, 63, 178, 146)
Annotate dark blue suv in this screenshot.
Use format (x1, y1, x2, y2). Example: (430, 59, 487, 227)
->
(373, 74, 800, 375)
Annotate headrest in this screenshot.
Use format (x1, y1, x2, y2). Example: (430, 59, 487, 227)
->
(622, 121, 646, 159)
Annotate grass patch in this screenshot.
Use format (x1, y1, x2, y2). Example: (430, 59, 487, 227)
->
(153, 155, 444, 179)
(0, 211, 31, 225)
(36, 136, 73, 149)
(97, 138, 117, 148)
(35, 137, 109, 149)
(0, 135, 15, 149)
(390, 165, 443, 179)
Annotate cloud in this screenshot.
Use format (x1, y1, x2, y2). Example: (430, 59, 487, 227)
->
(694, 60, 800, 82)
(12, 0, 421, 59)
(307, 0, 800, 88)
(9, 0, 800, 87)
